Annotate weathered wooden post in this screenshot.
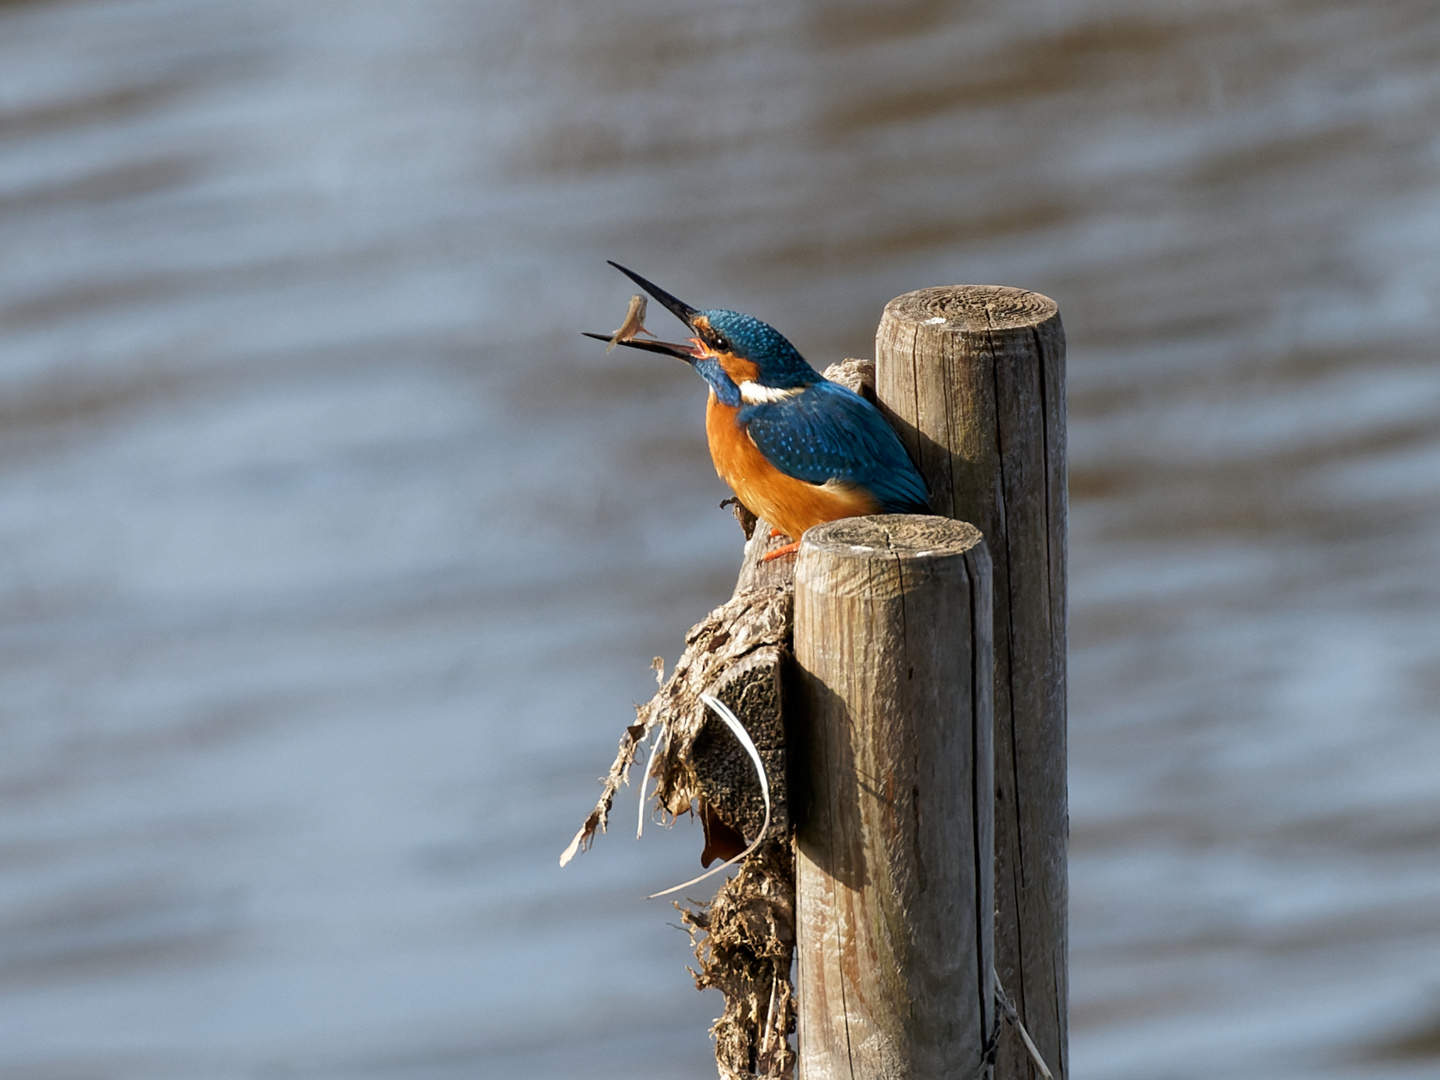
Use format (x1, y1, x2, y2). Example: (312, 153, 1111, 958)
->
(566, 295, 1063, 1078)
(876, 287, 1067, 1080)
(794, 515, 994, 1079)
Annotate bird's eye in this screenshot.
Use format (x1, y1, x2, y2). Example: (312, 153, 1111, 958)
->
(711, 333, 732, 353)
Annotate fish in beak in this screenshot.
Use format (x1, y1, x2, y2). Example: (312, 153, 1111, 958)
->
(581, 261, 708, 361)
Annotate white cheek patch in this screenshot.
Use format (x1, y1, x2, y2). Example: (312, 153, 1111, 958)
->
(738, 381, 805, 404)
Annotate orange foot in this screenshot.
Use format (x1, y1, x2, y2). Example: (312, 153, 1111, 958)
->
(760, 540, 800, 562)
(768, 528, 784, 538)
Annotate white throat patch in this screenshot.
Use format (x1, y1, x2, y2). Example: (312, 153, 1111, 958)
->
(738, 381, 804, 405)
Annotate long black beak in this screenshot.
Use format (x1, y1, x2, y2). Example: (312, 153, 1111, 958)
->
(606, 261, 699, 328)
(581, 261, 705, 361)
(579, 331, 698, 361)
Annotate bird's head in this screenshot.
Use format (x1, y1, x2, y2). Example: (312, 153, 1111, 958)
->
(584, 262, 821, 399)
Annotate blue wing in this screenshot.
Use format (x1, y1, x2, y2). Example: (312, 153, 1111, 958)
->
(740, 380, 929, 513)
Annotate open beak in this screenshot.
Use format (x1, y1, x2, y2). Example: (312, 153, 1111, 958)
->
(579, 331, 700, 361)
(581, 261, 707, 361)
(606, 261, 699, 327)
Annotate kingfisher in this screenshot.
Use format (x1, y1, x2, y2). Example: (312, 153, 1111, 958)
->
(585, 262, 929, 559)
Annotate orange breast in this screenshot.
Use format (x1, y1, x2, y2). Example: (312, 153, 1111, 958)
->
(705, 393, 881, 541)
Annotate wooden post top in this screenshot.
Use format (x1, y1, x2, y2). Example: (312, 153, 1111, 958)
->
(801, 513, 983, 559)
(883, 284, 1058, 332)
(798, 515, 988, 602)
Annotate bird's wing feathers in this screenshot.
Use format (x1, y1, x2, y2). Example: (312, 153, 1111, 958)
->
(740, 380, 929, 512)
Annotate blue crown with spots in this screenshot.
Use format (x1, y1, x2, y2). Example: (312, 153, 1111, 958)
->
(702, 310, 821, 388)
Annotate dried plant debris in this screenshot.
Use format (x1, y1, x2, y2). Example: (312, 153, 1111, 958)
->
(561, 570, 797, 1077)
(681, 838, 797, 1080)
(821, 357, 876, 399)
(559, 718, 643, 866)
(642, 586, 792, 839)
(721, 497, 758, 540)
(692, 656, 786, 848)
(559, 578, 792, 869)
(648, 693, 774, 900)
(559, 659, 665, 866)
(560, 362, 875, 1080)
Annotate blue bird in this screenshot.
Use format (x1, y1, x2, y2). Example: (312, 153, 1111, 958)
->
(585, 262, 929, 559)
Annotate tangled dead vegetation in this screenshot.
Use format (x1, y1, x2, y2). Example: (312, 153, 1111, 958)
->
(558, 577, 792, 868)
(561, 523, 798, 1080)
(681, 837, 797, 1080)
(560, 360, 875, 1080)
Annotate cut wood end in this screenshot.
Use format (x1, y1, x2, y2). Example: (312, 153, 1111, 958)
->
(819, 358, 875, 400)
(801, 513, 984, 559)
(884, 284, 1057, 333)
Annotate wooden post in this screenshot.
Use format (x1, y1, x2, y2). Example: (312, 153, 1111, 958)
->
(876, 287, 1067, 1080)
(793, 515, 994, 1080)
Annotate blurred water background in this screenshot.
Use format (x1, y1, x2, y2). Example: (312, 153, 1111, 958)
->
(1, 1, 1438, 1077)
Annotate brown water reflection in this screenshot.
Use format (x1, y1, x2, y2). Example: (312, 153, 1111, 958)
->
(1, 1, 1438, 1078)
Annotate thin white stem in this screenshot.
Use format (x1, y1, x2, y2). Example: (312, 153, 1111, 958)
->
(647, 694, 772, 900)
(993, 967, 1053, 1079)
(636, 722, 667, 840)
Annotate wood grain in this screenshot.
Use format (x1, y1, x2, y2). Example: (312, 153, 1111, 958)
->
(876, 286, 1067, 1080)
(794, 515, 994, 1080)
